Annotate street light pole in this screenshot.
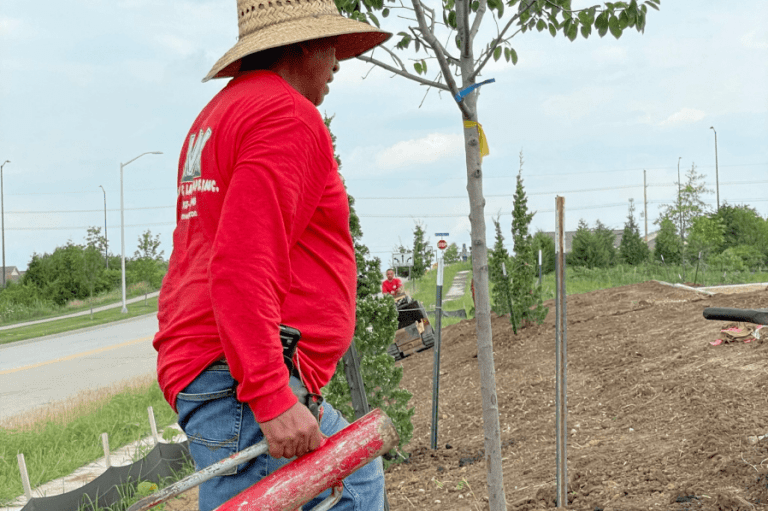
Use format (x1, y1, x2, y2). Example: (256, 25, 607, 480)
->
(710, 126, 720, 211)
(120, 151, 162, 313)
(99, 185, 108, 269)
(0, 160, 8, 289)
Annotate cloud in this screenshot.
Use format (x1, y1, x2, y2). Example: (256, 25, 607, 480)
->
(374, 133, 464, 170)
(156, 34, 196, 57)
(741, 30, 768, 50)
(0, 16, 35, 40)
(658, 108, 706, 126)
(542, 88, 612, 120)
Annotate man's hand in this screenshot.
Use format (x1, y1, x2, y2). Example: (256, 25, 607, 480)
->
(260, 402, 324, 459)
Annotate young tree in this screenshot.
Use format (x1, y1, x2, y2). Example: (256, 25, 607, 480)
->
(532, 230, 555, 274)
(510, 157, 546, 326)
(411, 221, 433, 278)
(336, 0, 658, 504)
(569, 219, 596, 268)
(488, 218, 513, 318)
(686, 215, 725, 264)
(442, 242, 461, 264)
(133, 229, 165, 302)
(322, 116, 414, 457)
(619, 199, 650, 265)
(86, 226, 109, 268)
(657, 162, 712, 255)
(593, 220, 617, 267)
(654, 216, 681, 264)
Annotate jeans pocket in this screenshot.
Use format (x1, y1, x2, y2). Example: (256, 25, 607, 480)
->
(177, 378, 242, 476)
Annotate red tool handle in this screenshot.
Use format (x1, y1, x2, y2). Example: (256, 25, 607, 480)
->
(217, 407, 399, 511)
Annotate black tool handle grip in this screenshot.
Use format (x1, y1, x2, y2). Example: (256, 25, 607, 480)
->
(703, 307, 768, 325)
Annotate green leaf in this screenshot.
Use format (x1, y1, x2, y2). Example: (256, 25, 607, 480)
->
(497, 1, 503, 18)
(493, 46, 502, 61)
(510, 47, 518, 65)
(382, 7, 390, 17)
(504, 47, 510, 62)
(472, 0, 479, 11)
(414, 38, 420, 52)
(448, 10, 457, 28)
(368, 11, 380, 27)
(645, 0, 659, 10)
(578, 10, 590, 25)
(598, 23, 608, 37)
(414, 62, 423, 74)
(549, 22, 557, 37)
(595, 10, 609, 29)
(536, 19, 546, 31)
(580, 23, 591, 38)
(567, 22, 578, 41)
(618, 10, 629, 29)
(422, 59, 427, 73)
(608, 15, 622, 38)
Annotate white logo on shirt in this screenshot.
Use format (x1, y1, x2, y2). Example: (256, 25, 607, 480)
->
(181, 128, 212, 183)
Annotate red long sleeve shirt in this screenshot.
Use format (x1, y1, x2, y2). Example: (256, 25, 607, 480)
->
(153, 71, 357, 423)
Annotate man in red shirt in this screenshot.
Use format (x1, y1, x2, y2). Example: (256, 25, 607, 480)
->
(152, 2, 390, 510)
(381, 268, 403, 296)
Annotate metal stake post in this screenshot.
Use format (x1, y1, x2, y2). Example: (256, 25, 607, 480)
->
(538, 249, 543, 287)
(555, 196, 568, 507)
(430, 256, 444, 449)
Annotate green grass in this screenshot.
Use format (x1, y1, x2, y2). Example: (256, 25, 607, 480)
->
(79, 459, 196, 511)
(538, 263, 768, 301)
(403, 260, 768, 326)
(408, 261, 475, 328)
(0, 379, 178, 505)
(0, 296, 158, 346)
(0, 282, 158, 326)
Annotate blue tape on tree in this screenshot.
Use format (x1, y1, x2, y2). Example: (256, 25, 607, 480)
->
(454, 78, 496, 102)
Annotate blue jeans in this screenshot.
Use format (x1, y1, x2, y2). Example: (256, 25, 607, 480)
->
(176, 362, 385, 511)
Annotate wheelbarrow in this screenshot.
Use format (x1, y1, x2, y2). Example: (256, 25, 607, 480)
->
(127, 408, 398, 511)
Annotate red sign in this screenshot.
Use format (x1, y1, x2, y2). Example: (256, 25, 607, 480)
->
(437, 239, 448, 250)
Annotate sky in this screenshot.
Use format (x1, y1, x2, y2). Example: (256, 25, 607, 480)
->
(0, 1, 766, 271)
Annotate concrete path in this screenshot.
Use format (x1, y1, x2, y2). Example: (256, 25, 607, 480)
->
(445, 270, 470, 301)
(0, 291, 160, 331)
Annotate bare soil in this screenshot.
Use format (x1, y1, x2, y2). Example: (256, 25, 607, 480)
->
(168, 281, 768, 510)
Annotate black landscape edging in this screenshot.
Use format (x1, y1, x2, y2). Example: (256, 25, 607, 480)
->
(20, 441, 191, 511)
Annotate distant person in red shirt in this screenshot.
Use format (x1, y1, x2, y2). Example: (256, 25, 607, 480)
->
(381, 268, 403, 296)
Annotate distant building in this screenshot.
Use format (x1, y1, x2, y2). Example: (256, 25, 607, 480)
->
(3, 266, 22, 284)
(540, 230, 658, 253)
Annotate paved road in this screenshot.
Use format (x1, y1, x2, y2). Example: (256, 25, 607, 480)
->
(0, 314, 159, 421)
(0, 291, 160, 331)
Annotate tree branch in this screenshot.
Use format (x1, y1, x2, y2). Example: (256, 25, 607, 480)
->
(380, 45, 408, 73)
(410, 0, 471, 117)
(468, 0, 535, 81)
(469, 0, 488, 41)
(356, 54, 450, 91)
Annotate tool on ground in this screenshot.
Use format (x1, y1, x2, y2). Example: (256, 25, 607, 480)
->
(127, 408, 398, 511)
(703, 307, 768, 325)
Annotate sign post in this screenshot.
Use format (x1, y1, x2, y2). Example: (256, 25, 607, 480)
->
(430, 254, 444, 450)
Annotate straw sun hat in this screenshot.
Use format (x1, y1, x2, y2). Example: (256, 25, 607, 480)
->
(203, 0, 392, 82)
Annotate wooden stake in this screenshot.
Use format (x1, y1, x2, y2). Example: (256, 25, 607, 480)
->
(148, 406, 159, 445)
(17, 453, 32, 500)
(101, 432, 111, 468)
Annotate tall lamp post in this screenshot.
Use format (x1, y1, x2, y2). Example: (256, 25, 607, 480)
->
(0, 160, 8, 288)
(710, 126, 720, 211)
(120, 151, 162, 313)
(99, 185, 108, 269)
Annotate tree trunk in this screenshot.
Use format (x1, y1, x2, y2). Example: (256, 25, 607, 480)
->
(461, 79, 507, 510)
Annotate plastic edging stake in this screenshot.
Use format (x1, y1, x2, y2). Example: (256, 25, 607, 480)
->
(148, 406, 159, 445)
(102, 433, 111, 468)
(17, 453, 32, 500)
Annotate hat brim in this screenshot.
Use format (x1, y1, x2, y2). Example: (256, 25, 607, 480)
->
(203, 15, 391, 82)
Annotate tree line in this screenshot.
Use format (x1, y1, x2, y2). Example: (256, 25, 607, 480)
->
(0, 227, 166, 308)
